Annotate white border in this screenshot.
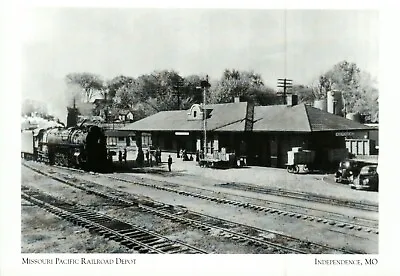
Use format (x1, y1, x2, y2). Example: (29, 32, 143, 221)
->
(1, 1, 399, 275)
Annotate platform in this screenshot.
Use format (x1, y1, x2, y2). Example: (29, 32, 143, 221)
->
(121, 151, 379, 205)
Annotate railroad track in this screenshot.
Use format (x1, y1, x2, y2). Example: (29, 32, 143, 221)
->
(23, 162, 364, 254)
(216, 182, 378, 212)
(23, 162, 379, 234)
(107, 174, 379, 233)
(21, 185, 207, 254)
(36, 162, 378, 211)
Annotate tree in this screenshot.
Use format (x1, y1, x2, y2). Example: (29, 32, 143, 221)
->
(114, 81, 138, 109)
(65, 73, 104, 102)
(182, 74, 203, 105)
(315, 61, 378, 116)
(106, 75, 134, 100)
(292, 84, 316, 104)
(209, 69, 276, 105)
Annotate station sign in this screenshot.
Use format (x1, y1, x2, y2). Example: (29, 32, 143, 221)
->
(335, 132, 355, 137)
(175, 132, 190, 136)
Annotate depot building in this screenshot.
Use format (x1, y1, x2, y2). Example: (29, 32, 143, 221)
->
(122, 97, 372, 169)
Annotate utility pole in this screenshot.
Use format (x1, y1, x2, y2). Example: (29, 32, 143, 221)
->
(277, 78, 293, 104)
(104, 91, 108, 123)
(174, 78, 183, 110)
(200, 75, 211, 155)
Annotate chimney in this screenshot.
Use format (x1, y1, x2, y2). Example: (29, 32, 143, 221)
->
(234, 97, 240, 103)
(286, 95, 298, 106)
(244, 102, 254, 131)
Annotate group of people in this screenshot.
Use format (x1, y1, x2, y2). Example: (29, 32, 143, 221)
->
(106, 145, 216, 173)
(108, 145, 173, 172)
(142, 147, 173, 172)
(144, 147, 162, 166)
(178, 149, 194, 161)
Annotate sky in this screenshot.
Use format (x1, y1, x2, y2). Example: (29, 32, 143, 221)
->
(20, 8, 379, 120)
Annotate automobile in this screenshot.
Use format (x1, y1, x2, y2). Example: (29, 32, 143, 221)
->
(334, 159, 364, 184)
(349, 165, 379, 191)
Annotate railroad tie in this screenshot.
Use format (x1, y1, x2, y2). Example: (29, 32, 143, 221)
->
(169, 248, 191, 254)
(146, 240, 165, 246)
(128, 233, 149, 239)
(139, 237, 160, 244)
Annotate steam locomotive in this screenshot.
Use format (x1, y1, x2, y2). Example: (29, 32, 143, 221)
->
(21, 124, 108, 172)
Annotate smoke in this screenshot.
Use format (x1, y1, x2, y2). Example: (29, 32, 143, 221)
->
(21, 73, 100, 125)
(64, 83, 95, 117)
(21, 114, 64, 130)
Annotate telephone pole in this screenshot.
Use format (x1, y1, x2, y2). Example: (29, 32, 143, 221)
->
(200, 75, 211, 155)
(277, 78, 293, 104)
(174, 78, 183, 110)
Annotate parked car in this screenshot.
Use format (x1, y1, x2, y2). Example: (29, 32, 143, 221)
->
(334, 160, 364, 183)
(349, 165, 379, 191)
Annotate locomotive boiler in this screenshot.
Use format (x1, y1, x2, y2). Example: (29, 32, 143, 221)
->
(22, 125, 108, 172)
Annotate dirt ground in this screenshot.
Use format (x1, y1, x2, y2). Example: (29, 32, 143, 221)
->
(21, 202, 134, 253)
(21, 165, 289, 254)
(126, 152, 379, 204)
(21, 162, 378, 253)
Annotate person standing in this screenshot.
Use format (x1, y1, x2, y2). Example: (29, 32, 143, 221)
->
(145, 150, 150, 165)
(123, 148, 127, 164)
(118, 150, 123, 165)
(168, 155, 172, 172)
(107, 150, 113, 165)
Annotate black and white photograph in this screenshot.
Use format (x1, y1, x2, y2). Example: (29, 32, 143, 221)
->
(3, 1, 399, 275)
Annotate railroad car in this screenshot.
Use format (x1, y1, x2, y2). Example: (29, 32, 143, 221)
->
(21, 130, 36, 160)
(21, 125, 108, 172)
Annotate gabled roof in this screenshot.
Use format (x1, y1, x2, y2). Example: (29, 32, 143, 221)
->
(253, 104, 373, 132)
(122, 102, 372, 133)
(121, 102, 249, 132)
(253, 105, 311, 132)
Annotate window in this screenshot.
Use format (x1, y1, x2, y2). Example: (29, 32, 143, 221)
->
(193, 111, 197, 118)
(118, 137, 125, 142)
(107, 137, 117, 146)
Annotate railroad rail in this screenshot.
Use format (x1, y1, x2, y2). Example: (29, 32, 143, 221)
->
(216, 182, 378, 212)
(23, 161, 379, 234)
(23, 162, 365, 253)
(108, 174, 378, 234)
(44, 162, 378, 212)
(21, 185, 207, 254)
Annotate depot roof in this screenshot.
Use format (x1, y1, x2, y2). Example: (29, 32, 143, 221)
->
(122, 102, 372, 133)
(253, 104, 373, 132)
(121, 102, 249, 132)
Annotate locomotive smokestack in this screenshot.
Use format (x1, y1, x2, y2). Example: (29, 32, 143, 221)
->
(67, 97, 79, 128)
